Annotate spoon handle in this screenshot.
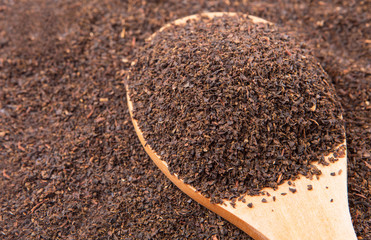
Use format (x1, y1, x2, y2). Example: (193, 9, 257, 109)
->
(231, 152, 357, 240)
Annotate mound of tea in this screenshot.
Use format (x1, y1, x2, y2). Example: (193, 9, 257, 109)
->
(127, 14, 345, 203)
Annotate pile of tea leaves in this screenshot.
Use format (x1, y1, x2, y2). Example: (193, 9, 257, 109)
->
(127, 14, 345, 203)
(1, 1, 369, 239)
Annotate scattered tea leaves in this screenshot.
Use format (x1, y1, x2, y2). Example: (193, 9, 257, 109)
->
(0, 0, 369, 239)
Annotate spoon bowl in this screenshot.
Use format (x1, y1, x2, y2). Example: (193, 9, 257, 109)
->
(126, 12, 357, 240)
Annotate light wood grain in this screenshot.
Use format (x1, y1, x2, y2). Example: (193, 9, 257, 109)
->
(126, 12, 357, 240)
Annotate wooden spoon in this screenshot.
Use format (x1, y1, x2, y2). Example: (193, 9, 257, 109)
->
(126, 12, 357, 240)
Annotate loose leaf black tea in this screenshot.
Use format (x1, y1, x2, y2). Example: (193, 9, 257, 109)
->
(1, 1, 370, 239)
(127, 14, 346, 203)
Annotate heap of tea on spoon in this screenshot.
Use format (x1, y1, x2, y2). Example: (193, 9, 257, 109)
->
(125, 12, 357, 240)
